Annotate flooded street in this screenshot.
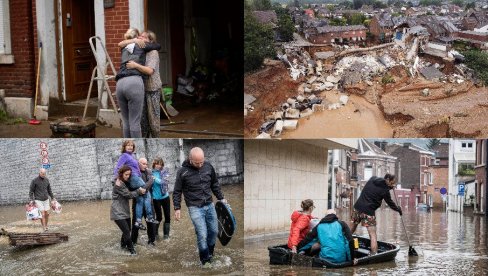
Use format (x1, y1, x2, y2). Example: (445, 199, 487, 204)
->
(0, 184, 243, 275)
(245, 208, 488, 275)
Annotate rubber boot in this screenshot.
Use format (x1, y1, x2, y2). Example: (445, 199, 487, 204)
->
(199, 248, 211, 265)
(163, 223, 170, 240)
(127, 241, 136, 255)
(154, 223, 160, 240)
(120, 236, 127, 249)
(209, 244, 215, 260)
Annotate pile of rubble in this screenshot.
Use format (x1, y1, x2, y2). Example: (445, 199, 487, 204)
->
(247, 31, 484, 137)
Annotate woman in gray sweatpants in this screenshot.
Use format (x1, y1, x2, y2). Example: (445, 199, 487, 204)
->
(116, 76, 145, 138)
(116, 28, 161, 138)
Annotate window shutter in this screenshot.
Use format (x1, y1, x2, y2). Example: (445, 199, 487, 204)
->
(0, 0, 5, 54)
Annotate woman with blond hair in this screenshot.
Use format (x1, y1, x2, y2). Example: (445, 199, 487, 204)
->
(116, 28, 160, 138)
(125, 30, 162, 137)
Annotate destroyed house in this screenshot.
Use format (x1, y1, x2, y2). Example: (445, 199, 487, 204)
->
(369, 13, 399, 43)
(252, 10, 278, 28)
(307, 25, 367, 45)
(401, 16, 459, 44)
(462, 10, 488, 30)
(455, 30, 488, 48)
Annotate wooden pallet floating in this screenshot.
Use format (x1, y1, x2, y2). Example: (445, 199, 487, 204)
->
(1, 228, 68, 246)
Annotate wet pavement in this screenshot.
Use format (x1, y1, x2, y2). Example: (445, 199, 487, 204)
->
(0, 184, 243, 275)
(0, 104, 242, 138)
(245, 208, 488, 275)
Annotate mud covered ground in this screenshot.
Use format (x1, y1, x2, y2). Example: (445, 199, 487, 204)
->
(244, 62, 488, 138)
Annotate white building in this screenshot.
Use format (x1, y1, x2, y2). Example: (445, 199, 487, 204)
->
(244, 139, 357, 238)
(448, 139, 476, 212)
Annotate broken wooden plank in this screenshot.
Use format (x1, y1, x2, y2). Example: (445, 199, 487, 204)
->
(1, 228, 68, 246)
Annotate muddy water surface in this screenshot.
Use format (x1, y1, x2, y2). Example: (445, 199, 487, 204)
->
(245, 208, 488, 275)
(0, 184, 243, 275)
(281, 95, 393, 138)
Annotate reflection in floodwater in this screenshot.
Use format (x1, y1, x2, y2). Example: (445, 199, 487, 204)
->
(245, 208, 488, 275)
(0, 184, 243, 275)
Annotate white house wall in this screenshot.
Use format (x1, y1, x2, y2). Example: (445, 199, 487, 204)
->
(244, 140, 329, 236)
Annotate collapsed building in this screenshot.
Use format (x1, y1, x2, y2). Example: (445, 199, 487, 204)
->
(245, 20, 486, 138)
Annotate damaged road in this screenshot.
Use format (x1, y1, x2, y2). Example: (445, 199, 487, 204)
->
(244, 32, 488, 138)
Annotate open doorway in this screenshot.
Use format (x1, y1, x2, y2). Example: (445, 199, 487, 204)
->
(60, 0, 96, 102)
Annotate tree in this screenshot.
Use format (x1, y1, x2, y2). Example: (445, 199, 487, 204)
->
(372, 0, 387, 9)
(451, 0, 464, 7)
(353, 0, 364, 9)
(465, 1, 475, 9)
(427, 139, 441, 150)
(347, 13, 367, 25)
(463, 50, 488, 85)
(244, 11, 275, 72)
(253, 0, 272, 10)
(330, 17, 347, 26)
(278, 13, 295, 42)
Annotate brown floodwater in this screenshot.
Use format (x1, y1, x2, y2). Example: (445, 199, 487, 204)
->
(281, 95, 393, 138)
(0, 184, 243, 275)
(245, 208, 488, 275)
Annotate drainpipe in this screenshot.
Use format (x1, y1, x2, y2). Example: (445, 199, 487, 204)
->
(485, 140, 488, 218)
(178, 139, 185, 165)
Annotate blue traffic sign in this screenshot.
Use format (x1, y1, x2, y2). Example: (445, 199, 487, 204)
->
(42, 164, 51, 169)
(458, 183, 465, 196)
(440, 187, 447, 195)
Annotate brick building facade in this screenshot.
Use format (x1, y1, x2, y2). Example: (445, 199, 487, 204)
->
(306, 25, 367, 44)
(0, 0, 242, 123)
(0, 139, 243, 205)
(385, 143, 435, 207)
(475, 139, 487, 216)
(429, 143, 449, 209)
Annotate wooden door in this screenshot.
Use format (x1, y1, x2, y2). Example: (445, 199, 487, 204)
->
(146, 0, 171, 86)
(62, 0, 96, 102)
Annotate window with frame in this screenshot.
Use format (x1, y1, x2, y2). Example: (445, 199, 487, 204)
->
(0, 0, 13, 62)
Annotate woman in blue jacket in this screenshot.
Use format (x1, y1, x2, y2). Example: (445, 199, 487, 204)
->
(297, 209, 356, 265)
(151, 157, 171, 239)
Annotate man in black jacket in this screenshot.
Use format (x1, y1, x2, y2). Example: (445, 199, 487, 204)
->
(173, 147, 227, 267)
(351, 174, 402, 255)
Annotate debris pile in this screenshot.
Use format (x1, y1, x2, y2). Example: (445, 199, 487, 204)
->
(245, 31, 487, 138)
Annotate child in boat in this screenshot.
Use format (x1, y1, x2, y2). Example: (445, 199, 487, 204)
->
(288, 199, 315, 253)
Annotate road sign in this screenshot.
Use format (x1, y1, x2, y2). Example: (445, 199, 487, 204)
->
(40, 142, 48, 150)
(442, 194, 447, 202)
(42, 164, 51, 169)
(458, 183, 465, 196)
(440, 187, 447, 195)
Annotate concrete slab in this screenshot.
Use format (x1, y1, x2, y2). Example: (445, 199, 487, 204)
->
(283, 120, 298, 130)
(244, 93, 257, 106)
(3, 96, 33, 119)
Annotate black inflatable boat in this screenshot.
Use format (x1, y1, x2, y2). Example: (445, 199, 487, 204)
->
(268, 235, 400, 268)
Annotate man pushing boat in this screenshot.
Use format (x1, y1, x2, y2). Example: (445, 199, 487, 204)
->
(350, 174, 402, 255)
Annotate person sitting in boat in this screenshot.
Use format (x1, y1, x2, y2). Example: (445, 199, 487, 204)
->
(350, 174, 402, 255)
(288, 199, 315, 253)
(297, 209, 356, 265)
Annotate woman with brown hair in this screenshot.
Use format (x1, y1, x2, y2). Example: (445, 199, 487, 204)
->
(110, 165, 146, 255)
(126, 30, 162, 137)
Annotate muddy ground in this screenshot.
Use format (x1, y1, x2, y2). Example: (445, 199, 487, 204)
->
(244, 62, 488, 138)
